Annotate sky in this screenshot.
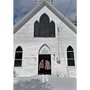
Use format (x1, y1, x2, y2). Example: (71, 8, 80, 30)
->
(14, 0, 76, 24)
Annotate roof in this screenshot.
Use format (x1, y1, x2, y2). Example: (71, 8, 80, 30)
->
(14, 0, 77, 34)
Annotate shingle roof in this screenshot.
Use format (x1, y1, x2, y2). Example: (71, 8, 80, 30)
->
(14, 0, 76, 34)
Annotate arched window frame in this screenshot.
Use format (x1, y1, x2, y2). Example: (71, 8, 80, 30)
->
(67, 46, 75, 66)
(38, 44, 51, 54)
(34, 13, 55, 37)
(14, 46, 23, 67)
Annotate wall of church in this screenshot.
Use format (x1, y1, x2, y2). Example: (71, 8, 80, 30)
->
(14, 6, 76, 77)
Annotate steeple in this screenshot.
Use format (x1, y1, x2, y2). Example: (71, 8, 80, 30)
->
(36, 0, 53, 4)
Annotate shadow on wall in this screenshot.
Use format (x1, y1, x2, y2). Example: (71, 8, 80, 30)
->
(14, 79, 53, 90)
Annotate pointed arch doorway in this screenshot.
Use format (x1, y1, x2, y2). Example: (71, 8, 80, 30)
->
(38, 44, 51, 75)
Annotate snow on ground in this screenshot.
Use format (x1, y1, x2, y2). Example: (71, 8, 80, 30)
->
(14, 75, 76, 90)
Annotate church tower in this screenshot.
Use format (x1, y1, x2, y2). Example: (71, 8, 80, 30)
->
(36, 0, 53, 4)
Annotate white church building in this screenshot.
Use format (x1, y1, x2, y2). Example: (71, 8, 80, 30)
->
(14, 0, 77, 77)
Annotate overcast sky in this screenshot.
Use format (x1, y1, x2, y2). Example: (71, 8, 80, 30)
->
(14, 0, 76, 23)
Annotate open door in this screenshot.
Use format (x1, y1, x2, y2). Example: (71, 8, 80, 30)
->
(38, 54, 51, 75)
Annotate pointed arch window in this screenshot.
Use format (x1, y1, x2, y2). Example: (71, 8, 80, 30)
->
(67, 46, 75, 66)
(34, 13, 55, 37)
(39, 44, 51, 54)
(14, 46, 23, 67)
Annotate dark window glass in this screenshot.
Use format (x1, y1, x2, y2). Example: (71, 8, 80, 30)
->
(16, 46, 22, 51)
(14, 46, 23, 67)
(34, 13, 55, 37)
(15, 52, 22, 59)
(67, 46, 73, 51)
(67, 46, 75, 66)
(34, 21, 39, 37)
(67, 52, 74, 58)
(68, 60, 75, 66)
(14, 60, 22, 67)
(50, 21, 55, 37)
(40, 13, 49, 23)
(40, 22, 45, 37)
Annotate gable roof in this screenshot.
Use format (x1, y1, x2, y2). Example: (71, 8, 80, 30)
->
(14, 0, 76, 34)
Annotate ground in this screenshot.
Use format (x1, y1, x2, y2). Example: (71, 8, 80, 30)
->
(14, 75, 76, 90)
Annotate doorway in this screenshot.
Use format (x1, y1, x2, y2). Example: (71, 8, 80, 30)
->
(38, 54, 51, 75)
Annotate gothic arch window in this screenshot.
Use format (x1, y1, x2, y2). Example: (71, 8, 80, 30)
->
(67, 46, 75, 66)
(40, 13, 50, 23)
(50, 21, 55, 37)
(34, 21, 39, 37)
(39, 44, 51, 54)
(34, 13, 55, 37)
(14, 46, 23, 67)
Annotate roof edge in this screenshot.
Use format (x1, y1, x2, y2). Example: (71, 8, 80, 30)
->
(14, 0, 77, 34)
(14, 0, 45, 34)
(45, 1, 77, 34)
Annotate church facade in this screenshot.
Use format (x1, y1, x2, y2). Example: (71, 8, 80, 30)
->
(14, 0, 77, 77)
